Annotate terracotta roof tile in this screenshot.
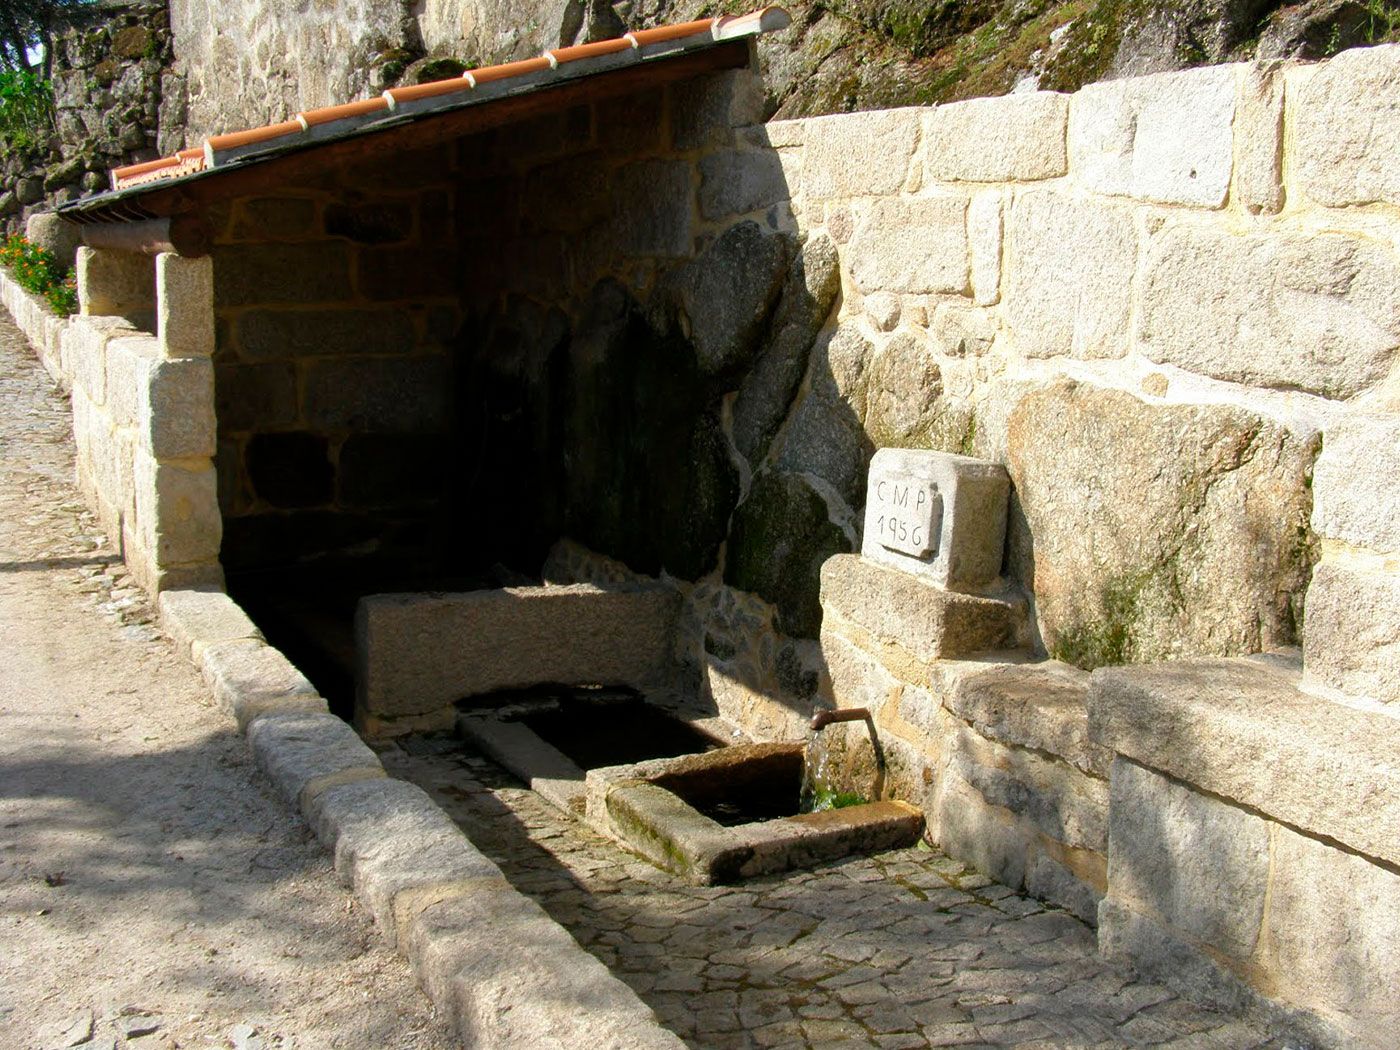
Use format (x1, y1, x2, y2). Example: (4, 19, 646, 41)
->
(466, 55, 555, 86)
(300, 97, 391, 127)
(625, 19, 717, 46)
(106, 6, 791, 193)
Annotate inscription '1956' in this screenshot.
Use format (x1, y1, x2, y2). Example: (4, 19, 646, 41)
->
(872, 473, 942, 559)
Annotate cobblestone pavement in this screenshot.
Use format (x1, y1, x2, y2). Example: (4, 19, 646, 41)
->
(381, 735, 1287, 1050)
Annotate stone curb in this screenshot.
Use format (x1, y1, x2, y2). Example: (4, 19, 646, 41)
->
(245, 709, 386, 813)
(199, 637, 328, 730)
(159, 589, 686, 1049)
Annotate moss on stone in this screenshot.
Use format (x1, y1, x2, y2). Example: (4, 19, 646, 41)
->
(1049, 569, 1152, 669)
(724, 470, 852, 639)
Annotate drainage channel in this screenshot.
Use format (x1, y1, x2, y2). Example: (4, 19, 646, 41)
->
(376, 734, 1281, 1050)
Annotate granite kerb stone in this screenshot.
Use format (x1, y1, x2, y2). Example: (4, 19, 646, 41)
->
(199, 636, 328, 731)
(156, 581, 682, 1050)
(246, 709, 386, 813)
(157, 587, 263, 662)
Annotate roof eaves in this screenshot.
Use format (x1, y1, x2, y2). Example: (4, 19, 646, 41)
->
(100, 5, 791, 195)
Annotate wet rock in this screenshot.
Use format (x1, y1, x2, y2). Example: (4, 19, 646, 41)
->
(772, 326, 875, 508)
(658, 221, 793, 380)
(725, 470, 852, 639)
(731, 232, 841, 467)
(560, 283, 739, 580)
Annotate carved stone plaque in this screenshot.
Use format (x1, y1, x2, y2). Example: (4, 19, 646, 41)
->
(868, 470, 942, 558)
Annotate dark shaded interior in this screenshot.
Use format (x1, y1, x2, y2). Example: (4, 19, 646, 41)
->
(652, 747, 804, 826)
(521, 693, 722, 770)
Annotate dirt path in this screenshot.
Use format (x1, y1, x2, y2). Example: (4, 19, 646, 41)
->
(0, 313, 458, 1050)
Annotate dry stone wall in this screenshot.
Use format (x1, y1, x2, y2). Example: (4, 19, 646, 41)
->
(1, 1, 180, 236)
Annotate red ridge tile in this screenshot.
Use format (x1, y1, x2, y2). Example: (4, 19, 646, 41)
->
(207, 120, 305, 152)
(300, 97, 392, 126)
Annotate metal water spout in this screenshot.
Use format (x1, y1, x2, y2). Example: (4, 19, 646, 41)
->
(810, 707, 871, 731)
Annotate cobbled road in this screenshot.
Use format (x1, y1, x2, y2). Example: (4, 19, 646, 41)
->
(383, 735, 1291, 1050)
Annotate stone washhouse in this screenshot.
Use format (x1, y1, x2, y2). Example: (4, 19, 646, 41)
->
(3, 10, 1400, 1048)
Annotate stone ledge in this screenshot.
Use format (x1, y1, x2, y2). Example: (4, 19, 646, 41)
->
(158, 587, 263, 663)
(407, 890, 687, 1050)
(307, 777, 502, 948)
(357, 582, 682, 725)
(1088, 653, 1400, 869)
(820, 554, 1025, 663)
(246, 710, 385, 813)
(199, 637, 327, 730)
(935, 659, 1108, 777)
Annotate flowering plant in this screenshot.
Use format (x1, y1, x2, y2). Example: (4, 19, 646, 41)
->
(1, 234, 77, 315)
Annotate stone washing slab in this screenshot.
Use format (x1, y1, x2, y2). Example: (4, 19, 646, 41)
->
(1088, 653, 1400, 869)
(820, 554, 1025, 663)
(356, 581, 681, 723)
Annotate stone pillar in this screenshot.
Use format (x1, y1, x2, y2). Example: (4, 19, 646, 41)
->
(155, 252, 215, 358)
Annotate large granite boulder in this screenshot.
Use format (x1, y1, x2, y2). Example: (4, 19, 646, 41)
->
(1006, 381, 1319, 668)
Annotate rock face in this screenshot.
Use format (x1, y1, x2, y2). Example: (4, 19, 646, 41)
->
(2, 1, 179, 236)
(1006, 381, 1319, 669)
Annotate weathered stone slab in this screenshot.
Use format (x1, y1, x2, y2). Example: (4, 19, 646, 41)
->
(1003, 192, 1136, 359)
(236, 308, 416, 360)
(1235, 64, 1285, 216)
(106, 337, 216, 459)
(158, 588, 263, 663)
(967, 191, 1003, 306)
(859, 448, 1009, 592)
(408, 890, 686, 1050)
(130, 450, 222, 567)
(802, 108, 921, 199)
(247, 710, 385, 811)
(848, 196, 968, 296)
(699, 148, 792, 221)
(200, 638, 327, 730)
(1088, 653, 1400, 869)
(935, 659, 1106, 776)
(1265, 822, 1400, 1046)
(1137, 225, 1400, 400)
(1311, 413, 1400, 554)
(922, 92, 1068, 183)
(356, 583, 681, 722)
(309, 777, 500, 947)
(1106, 759, 1269, 959)
(1006, 381, 1318, 667)
(1303, 561, 1400, 704)
(820, 554, 1024, 664)
(950, 724, 1109, 852)
(1295, 42, 1400, 206)
(77, 246, 154, 320)
(302, 354, 450, 433)
(1069, 64, 1236, 207)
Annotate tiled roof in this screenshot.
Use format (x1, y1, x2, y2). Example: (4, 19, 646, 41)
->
(108, 7, 791, 193)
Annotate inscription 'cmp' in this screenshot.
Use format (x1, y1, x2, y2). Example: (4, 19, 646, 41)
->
(870, 472, 942, 558)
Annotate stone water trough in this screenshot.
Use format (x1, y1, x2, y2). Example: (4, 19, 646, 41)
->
(459, 691, 923, 884)
(356, 579, 924, 883)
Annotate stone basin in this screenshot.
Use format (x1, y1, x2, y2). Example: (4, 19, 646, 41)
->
(458, 697, 923, 883)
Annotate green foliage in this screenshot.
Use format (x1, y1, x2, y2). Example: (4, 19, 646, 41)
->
(1363, 0, 1400, 43)
(0, 68, 53, 149)
(804, 785, 867, 812)
(0, 235, 77, 316)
